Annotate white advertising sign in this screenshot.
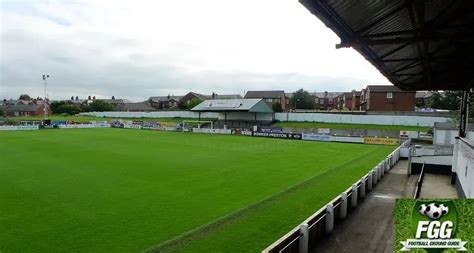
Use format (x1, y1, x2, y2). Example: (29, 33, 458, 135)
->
(333, 136, 365, 143)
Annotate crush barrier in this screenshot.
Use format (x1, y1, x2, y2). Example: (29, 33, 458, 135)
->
(262, 139, 410, 253)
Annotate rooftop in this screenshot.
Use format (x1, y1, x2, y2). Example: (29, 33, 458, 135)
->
(245, 90, 285, 99)
(191, 99, 273, 113)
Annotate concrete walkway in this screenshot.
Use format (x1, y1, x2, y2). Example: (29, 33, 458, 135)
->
(420, 174, 458, 198)
(312, 160, 414, 253)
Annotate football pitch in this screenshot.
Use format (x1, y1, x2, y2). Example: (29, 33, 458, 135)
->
(0, 129, 395, 252)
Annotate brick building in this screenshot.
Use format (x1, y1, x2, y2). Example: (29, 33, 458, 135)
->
(359, 85, 416, 111)
(3, 104, 51, 117)
(245, 90, 289, 111)
(351, 90, 361, 111)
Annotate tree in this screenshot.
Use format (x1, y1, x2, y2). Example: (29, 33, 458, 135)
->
(272, 101, 283, 112)
(50, 101, 67, 113)
(19, 94, 31, 100)
(290, 89, 315, 109)
(55, 104, 83, 115)
(179, 98, 203, 110)
(429, 91, 462, 110)
(0, 108, 4, 117)
(429, 91, 474, 118)
(89, 100, 114, 112)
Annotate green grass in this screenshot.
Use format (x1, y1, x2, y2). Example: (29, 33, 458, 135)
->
(0, 129, 394, 252)
(2, 115, 214, 126)
(273, 121, 431, 131)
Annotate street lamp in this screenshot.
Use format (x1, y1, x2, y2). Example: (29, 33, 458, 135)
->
(42, 74, 50, 119)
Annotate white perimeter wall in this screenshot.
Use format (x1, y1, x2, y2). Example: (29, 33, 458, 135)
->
(274, 113, 449, 127)
(80, 111, 449, 127)
(453, 138, 474, 198)
(434, 129, 474, 145)
(80, 111, 274, 121)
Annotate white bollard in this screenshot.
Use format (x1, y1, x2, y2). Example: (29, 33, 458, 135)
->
(340, 192, 348, 219)
(299, 223, 309, 253)
(367, 173, 373, 190)
(326, 203, 334, 234)
(351, 184, 358, 207)
(360, 179, 366, 198)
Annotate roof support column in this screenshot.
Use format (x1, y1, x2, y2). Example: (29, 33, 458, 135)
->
(198, 112, 201, 121)
(224, 111, 227, 127)
(254, 112, 257, 125)
(459, 89, 470, 138)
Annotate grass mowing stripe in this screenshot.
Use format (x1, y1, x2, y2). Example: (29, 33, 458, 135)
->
(0, 129, 393, 252)
(147, 147, 387, 252)
(171, 146, 393, 252)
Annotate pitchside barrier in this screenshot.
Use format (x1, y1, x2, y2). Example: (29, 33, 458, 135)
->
(236, 131, 399, 145)
(192, 128, 232, 135)
(0, 125, 39, 131)
(58, 123, 111, 129)
(262, 139, 410, 253)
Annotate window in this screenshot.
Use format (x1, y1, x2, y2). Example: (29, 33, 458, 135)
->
(387, 92, 393, 99)
(265, 98, 273, 103)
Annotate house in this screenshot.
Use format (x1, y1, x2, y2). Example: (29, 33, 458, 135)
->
(342, 92, 353, 110)
(148, 95, 183, 110)
(212, 94, 242, 99)
(245, 90, 289, 111)
(415, 91, 435, 108)
(359, 85, 416, 111)
(179, 92, 208, 106)
(309, 92, 343, 110)
(97, 98, 130, 107)
(351, 90, 362, 111)
(115, 102, 156, 112)
(4, 104, 51, 117)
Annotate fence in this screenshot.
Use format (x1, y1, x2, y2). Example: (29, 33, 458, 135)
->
(262, 139, 410, 253)
(413, 163, 426, 199)
(79, 111, 448, 127)
(274, 112, 449, 127)
(0, 125, 39, 131)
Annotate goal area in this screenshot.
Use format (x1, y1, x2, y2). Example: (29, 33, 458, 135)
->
(180, 120, 213, 132)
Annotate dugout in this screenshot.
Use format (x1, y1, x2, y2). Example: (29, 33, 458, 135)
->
(191, 99, 273, 128)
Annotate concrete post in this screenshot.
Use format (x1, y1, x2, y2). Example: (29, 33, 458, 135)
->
(377, 165, 382, 180)
(373, 169, 378, 185)
(340, 192, 347, 219)
(326, 203, 334, 234)
(351, 184, 358, 207)
(360, 179, 366, 198)
(299, 223, 309, 253)
(381, 163, 385, 176)
(367, 173, 373, 190)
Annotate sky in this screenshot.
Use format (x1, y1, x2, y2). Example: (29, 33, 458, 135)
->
(0, 0, 389, 102)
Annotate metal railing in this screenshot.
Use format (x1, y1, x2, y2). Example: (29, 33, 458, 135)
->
(262, 140, 409, 253)
(413, 163, 426, 199)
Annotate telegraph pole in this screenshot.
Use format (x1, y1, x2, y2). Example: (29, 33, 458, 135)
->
(42, 74, 50, 120)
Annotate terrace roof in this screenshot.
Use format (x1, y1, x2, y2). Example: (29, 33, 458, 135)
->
(300, 0, 474, 91)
